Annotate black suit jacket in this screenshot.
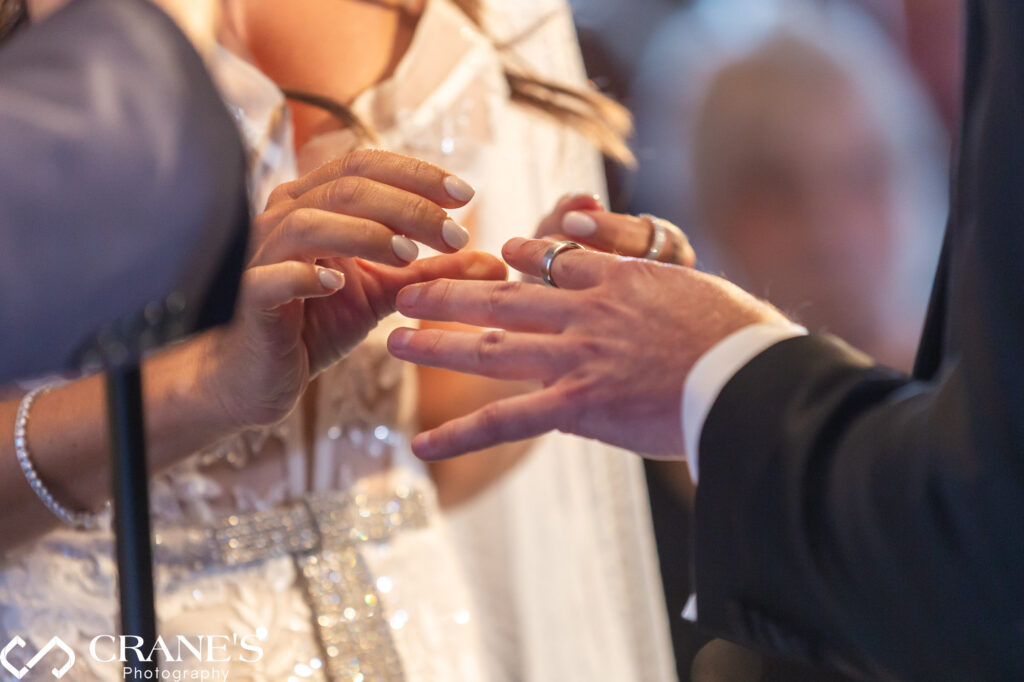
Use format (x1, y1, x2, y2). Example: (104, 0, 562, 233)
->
(0, 0, 248, 382)
(693, 2, 1024, 680)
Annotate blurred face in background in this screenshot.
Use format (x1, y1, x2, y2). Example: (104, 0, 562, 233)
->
(694, 35, 898, 356)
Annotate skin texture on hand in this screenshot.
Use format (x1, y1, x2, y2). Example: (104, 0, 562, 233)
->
(389, 237, 788, 461)
(202, 149, 507, 430)
(420, 197, 696, 507)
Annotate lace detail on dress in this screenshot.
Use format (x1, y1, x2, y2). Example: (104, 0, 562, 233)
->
(2, 22, 490, 681)
(1, 2, 674, 680)
(311, 324, 418, 492)
(151, 424, 293, 525)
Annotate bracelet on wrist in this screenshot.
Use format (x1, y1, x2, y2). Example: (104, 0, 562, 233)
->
(14, 385, 109, 530)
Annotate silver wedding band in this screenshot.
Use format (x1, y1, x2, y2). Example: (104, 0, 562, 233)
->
(541, 240, 583, 287)
(640, 214, 669, 261)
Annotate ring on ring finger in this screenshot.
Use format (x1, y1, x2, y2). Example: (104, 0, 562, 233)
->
(541, 241, 583, 288)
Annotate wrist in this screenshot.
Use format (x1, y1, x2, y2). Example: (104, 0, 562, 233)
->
(145, 333, 247, 452)
(186, 326, 304, 431)
(187, 330, 252, 434)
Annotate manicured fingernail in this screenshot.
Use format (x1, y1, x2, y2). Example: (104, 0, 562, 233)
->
(397, 285, 422, 309)
(563, 211, 597, 237)
(318, 267, 345, 291)
(443, 175, 476, 202)
(442, 219, 471, 250)
(389, 327, 414, 349)
(392, 235, 419, 263)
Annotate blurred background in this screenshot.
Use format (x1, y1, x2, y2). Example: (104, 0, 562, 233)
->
(567, 0, 960, 679)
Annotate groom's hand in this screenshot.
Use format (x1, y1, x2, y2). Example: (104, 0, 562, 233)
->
(389, 237, 789, 460)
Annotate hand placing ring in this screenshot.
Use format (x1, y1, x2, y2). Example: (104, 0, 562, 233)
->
(541, 241, 583, 287)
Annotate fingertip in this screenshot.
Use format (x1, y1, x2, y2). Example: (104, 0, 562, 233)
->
(680, 242, 697, 268)
(317, 267, 346, 292)
(391, 235, 420, 263)
(572, 192, 604, 210)
(443, 175, 476, 204)
(395, 284, 424, 313)
(411, 431, 438, 460)
(502, 237, 528, 260)
(462, 251, 509, 281)
(387, 326, 415, 353)
(442, 219, 471, 251)
(562, 211, 598, 237)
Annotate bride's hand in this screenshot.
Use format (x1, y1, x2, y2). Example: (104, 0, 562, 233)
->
(201, 149, 507, 428)
(534, 193, 696, 267)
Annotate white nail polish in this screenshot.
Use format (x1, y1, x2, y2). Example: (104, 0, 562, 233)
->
(563, 211, 597, 237)
(443, 175, 476, 202)
(392, 235, 420, 263)
(442, 219, 471, 250)
(318, 268, 345, 291)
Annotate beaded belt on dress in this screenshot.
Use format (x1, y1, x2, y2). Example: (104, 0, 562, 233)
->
(154, 487, 429, 682)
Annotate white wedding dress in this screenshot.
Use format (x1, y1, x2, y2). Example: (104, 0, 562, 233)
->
(0, 1, 674, 681)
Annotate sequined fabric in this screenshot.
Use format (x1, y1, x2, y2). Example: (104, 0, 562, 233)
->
(0, 1, 676, 680)
(0, 5, 493, 677)
(153, 489, 429, 682)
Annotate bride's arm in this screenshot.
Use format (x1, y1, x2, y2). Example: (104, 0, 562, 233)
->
(0, 338, 237, 551)
(0, 150, 500, 552)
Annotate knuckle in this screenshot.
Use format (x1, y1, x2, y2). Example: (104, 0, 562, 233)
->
(326, 175, 365, 207)
(432, 278, 455, 305)
(425, 328, 446, 353)
(404, 154, 439, 180)
(250, 212, 278, 250)
(478, 401, 506, 438)
(317, 157, 349, 180)
(561, 330, 604, 365)
(341, 148, 378, 176)
(265, 181, 296, 207)
(487, 281, 521, 313)
(280, 208, 317, 241)
(474, 329, 506, 364)
(281, 259, 311, 281)
(409, 196, 442, 229)
(554, 381, 590, 433)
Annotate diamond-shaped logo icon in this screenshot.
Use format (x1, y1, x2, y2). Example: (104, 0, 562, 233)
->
(1, 636, 76, 679)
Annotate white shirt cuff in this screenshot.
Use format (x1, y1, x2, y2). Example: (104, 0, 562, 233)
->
(682, 322, 807, 484)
